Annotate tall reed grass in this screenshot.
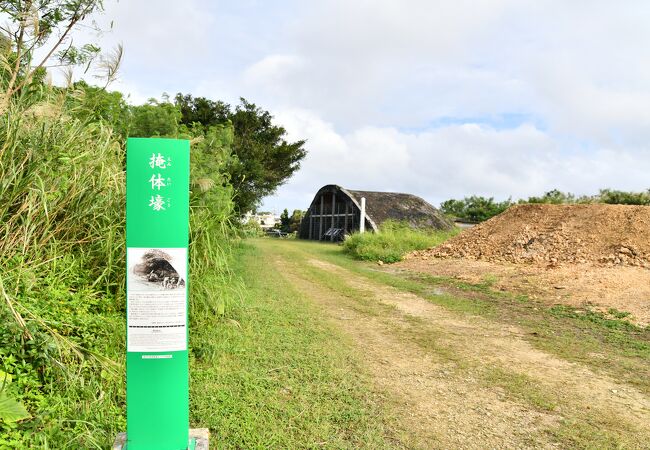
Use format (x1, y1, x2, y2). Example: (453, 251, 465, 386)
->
(0, 87, 242, 446)
(0, 87, 127, 446)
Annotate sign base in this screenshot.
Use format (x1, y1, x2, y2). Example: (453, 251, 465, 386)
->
(112, 428, 209, 450)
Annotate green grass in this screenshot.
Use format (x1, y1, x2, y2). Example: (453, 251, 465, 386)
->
(482, 367, 557, 412)
(550, 419, 631, 450)
(342, 220, 459, 263)
(0, 232, 394, 448)
(189, 241, 393, 448)
(258, 239, 650, 447)
(0, 90, 127, 448)
(0, 255, 126, 448)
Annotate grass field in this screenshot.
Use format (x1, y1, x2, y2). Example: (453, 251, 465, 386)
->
(6, 236, 648, 448)
(189, 241, 393, 448)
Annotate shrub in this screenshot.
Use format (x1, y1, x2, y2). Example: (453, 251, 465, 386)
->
(440, 196, 512, 222)
(342, 220, 459, 263)
(598, 189, 650, 205)
(441, 188, 650, 224)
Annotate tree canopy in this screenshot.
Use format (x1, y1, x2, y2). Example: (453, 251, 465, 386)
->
(173, 94, 307, 213)
(440, 196, 512, 223)
(441, 188, 650, 223)
(0, 2, 307, 215)
(65, 88, 308, 213)
(0, 0, 108, 98)
(278, 208, 304, 233)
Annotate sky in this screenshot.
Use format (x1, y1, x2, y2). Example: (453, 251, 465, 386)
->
(65, 0, 650, 213)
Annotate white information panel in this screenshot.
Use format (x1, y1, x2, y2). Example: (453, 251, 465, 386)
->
(127, 247, 187, 352)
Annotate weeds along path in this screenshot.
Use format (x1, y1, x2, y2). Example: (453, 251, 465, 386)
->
(257, 239, 650, 449)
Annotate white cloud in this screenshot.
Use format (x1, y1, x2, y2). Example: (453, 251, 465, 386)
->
(262, 109, 650, 211)
(242, 0, 650, 136)
(244, 54, 304, 85)
(108, 78, 150, 105)
(102, 0, 214, 69)
(41, 0, 217, 99)
(57, 1, 650, 211)
(253, 1, 650, 209)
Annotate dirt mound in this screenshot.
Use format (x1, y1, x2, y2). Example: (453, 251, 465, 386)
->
(411, 204, 650, 267)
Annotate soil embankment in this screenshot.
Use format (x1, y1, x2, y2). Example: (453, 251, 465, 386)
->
(402, 204, 650, 325)
(412, 204, 650, 267)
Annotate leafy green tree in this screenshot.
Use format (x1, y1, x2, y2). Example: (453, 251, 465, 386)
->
(228, 99, 306, 212)
(130, 99, 181, 137)
(439, 199, 465, 219)
(440, 196, 512, 222)
(0, 0, 105, 98)
(598, 189, 650, 205)
(173, 94, 307, 212)
(289, 209, 305, 233)
(280, 208, 291, 232)
(174, 93, 229, 129)
(525, 189, 575, 204)
(442, 187, 650, 223)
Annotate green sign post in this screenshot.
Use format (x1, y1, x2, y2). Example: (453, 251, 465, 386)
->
(125, 138, 192, 449)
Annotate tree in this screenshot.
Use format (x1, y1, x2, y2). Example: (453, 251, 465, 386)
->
(525, 189, 575, 204)
(130, 98, 181, 137)
(289, 209, 304, 233)
(598, 189, 650, 205)
(228, 99, 306, 212)
(0, 0, 107, 98)
(440, 196, 512, 222)
(442, 188, 650, 224)
(174, 93, 229, 129)
(439, 199, 465, 219)
(280, 208, 291, 232)
(173, 94, 307, 213)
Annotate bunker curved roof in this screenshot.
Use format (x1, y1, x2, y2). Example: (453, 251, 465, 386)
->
(312, 184, 454, 231)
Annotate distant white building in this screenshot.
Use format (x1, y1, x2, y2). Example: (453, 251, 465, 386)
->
(242, 211, 281, 230)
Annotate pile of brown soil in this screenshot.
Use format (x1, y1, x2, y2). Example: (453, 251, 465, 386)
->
(411, 204, 650, 267)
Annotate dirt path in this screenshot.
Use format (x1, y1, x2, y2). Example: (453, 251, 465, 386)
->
(262, 240, 650, 449)
(397, 257, 650, 326)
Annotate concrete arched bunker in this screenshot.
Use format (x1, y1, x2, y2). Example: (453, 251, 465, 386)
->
(299, 184, 454, 240)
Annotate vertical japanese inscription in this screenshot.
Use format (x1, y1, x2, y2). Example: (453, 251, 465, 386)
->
(148, 152, 172, 210)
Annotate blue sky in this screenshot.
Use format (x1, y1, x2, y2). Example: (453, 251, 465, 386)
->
(67, 0, 650, 212)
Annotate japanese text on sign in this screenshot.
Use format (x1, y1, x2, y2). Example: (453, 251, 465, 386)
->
(147, 153, 172, 211)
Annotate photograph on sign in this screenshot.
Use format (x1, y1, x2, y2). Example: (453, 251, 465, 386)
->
(127, 247, 188, 353)
(129, 248, 186, 290)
